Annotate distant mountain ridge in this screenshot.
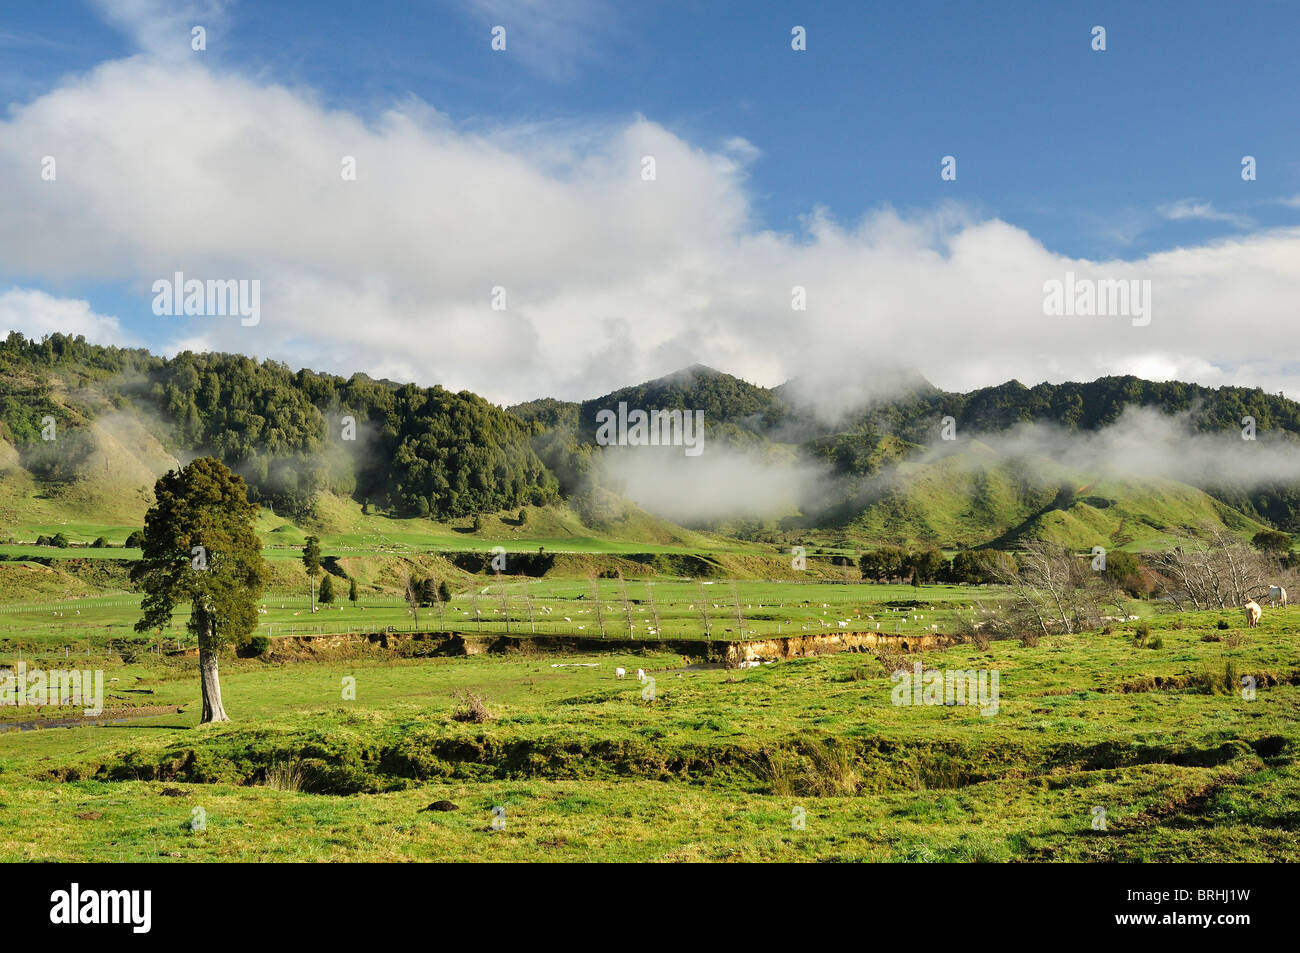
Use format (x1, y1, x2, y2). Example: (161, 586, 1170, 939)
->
(3, 331, 1299, 546)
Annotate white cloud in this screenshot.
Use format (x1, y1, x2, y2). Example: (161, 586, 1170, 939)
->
(90, 0, 230, 59)
(0, 288, 131, 344)
(458, 0, 614, 81)
(1157, 198, 1252, 229)
(2, 53, 1300, 407)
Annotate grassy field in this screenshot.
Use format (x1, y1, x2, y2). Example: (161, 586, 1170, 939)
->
(0, 577, 1004, 649)
(1, 492, 1295, 863)
(1, 602, 1297, 861)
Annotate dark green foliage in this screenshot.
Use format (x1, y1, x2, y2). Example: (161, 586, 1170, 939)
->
(1102, 549, 1147, 596)
(125, 530, 145, 549)
(50, 532, 68, 548)
(1251, 529, 1293, 555)
(860, 546, 910, 582)
(131, 457, 270, 646)
(348, 577, 359, 603)
(302, 536, 322, 576)
(91, 536, 108, 548)
(382, 384, 557, 517)
(909, 548, 946, 583)
(946, 549, 1017, 584)
(0, 333, 558, 520)
(575, 364, 782, 443)
(318, 574, 335, 604)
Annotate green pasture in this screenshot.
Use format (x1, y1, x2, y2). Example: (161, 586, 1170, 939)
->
(0, 580, 1004, 650)
(1, 605, 1297, 861)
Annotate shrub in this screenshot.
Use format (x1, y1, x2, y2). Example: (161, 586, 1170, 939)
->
(953, 612, 989, 649)
(263, 760, 304, 792)
(51, 532, 69, 548)
(834, 662, 880, 683)
(1217, 619, 1231, 630)
(249, 634, 270, 656)
(1147, 635, 1163, 649)
(1197, 660, 1242, 696)
(125, 530, 145, 548)
(91, 536, 108, 548)
(1132, 623, 1151, 647)
(451, 690, 492, 724)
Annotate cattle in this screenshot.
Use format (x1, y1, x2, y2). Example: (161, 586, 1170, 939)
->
(1244, 600, 1262, 628)
(1268, 585, 1288, 608)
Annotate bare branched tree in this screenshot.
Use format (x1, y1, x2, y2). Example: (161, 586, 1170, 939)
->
(402, 570, 420, 626)
(1149, 525, 1277, 610)
(993, 540, 1113, 637)
(588, 572, 604, 637)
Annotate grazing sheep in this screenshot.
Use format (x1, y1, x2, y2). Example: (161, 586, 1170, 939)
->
(1268, 585, 1288, 608)
(1245, 600, 1262, 628)
(637, 669, 646, 681)
(615, 667, 626, 679)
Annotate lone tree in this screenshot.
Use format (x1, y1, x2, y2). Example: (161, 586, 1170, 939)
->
(348, 576, 359, 604)
(132, 457, 269, 723)
(319, 573, 335, 604)
(302, 535, 322, 610)
(1252, 529, 1293, 557)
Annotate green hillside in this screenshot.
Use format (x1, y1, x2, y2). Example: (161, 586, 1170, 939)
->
(832, 442, 1266, 550)
(1, 333, 1294, 561)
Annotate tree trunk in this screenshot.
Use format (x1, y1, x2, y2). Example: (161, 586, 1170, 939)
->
(199, 613, 229, 723)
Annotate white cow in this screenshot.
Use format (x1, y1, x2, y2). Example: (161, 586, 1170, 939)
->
(1268, 585, 1288, 608)
(1244, 600, 1262, 628)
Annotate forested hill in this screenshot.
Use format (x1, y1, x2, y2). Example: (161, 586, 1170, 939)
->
(0, 332, 557, 518)
(6, 332, 1300, 531)
(520, 365, 1300, 446)
(516, 365, 1300, 531)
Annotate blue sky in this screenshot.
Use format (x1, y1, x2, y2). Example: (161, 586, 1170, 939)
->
(1, 1, 1299, 402)
(8, 1, 1297, 257)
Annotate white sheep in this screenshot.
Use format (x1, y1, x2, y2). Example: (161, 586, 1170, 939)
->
(615, 667, 626, 679)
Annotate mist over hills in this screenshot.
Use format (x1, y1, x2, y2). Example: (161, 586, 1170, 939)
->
(4, 330, 1300, 549)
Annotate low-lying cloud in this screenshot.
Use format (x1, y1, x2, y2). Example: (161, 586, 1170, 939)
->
(2, 6, 1300, 410)
(602, 404, 1300, 527)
